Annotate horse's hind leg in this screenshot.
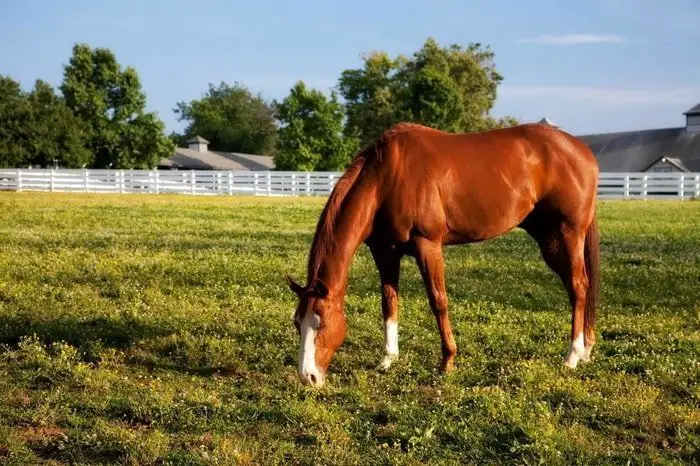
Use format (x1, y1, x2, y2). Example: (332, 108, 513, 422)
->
(526, 218, 589, 369)
(369, 246, 402, 370)
(413, 238, 457, 372)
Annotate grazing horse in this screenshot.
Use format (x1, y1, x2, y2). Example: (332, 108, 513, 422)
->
(286, 122, 600, 387)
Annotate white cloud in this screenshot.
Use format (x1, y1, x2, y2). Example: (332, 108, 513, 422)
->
(519, 34, 626, 45)
(499, 85, 698, 106)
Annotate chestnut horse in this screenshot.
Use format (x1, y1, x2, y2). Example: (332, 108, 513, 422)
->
(286, 122, 600, 387)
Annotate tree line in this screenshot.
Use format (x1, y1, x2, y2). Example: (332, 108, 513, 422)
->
(1, 38, 517, 171)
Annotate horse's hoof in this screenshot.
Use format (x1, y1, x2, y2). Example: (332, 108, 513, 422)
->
(377, 354, 397, 371)
(563, 358, 578, 369)
(580, 346, 593, 363)
(440, 359, 455, 373)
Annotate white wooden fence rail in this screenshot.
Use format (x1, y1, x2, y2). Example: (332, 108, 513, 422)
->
(1, 169, 699, 200)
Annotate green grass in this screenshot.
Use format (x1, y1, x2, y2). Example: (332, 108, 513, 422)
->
(0, 193, 698, 465)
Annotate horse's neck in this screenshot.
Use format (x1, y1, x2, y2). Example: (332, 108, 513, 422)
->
(311, 181, 378, 296)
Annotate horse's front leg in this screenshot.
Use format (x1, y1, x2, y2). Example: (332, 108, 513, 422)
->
(370, 246, 402, 370)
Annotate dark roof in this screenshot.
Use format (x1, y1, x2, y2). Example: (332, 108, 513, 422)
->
(641, 156, 691, 172)
(159, 148, 275, 170)
(683, 103, 700, 115)
(577, 127, 700, 172)
(538, 117, 558, 127)
(186, 135, 210, 144)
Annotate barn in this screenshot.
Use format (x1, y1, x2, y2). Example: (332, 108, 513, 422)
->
(158, 136, 275, 171)
(575, 104, 700, 173)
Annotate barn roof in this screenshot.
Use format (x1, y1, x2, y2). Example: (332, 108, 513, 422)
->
(187, 135, 210, 144)
(577, 127, 700, 172)
(537, 117, 558, 127)
(683, 103, 700, 115)
(641, 156, 691, 172)
(159, 148, 275, 170)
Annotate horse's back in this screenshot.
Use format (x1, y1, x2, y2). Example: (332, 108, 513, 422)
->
(372, 123, 599, 244)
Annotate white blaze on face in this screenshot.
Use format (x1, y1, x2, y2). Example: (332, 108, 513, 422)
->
(379, 319, 399, 370)
(564, 332, 585, 369)
(298, 310, 323, 386)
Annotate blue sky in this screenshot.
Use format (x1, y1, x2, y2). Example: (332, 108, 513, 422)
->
(2, 0, 699, 135)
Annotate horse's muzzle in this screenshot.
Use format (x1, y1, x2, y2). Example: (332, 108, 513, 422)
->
(299, 370, 324, 387)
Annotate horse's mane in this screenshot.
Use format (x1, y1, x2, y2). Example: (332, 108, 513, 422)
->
(306, 143, 378, 282)
(306, 123, 433, 282)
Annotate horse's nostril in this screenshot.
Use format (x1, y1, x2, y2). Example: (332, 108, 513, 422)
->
(309, 374, 317, 385)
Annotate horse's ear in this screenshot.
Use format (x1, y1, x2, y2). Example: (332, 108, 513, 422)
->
(285, 274, 304, 296)
(312, 278, 330, 299)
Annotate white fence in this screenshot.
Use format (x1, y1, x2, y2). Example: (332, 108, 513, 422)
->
(0, 169, 339, 197)
(597, 172, 700, 200)
(0, 169, 699, 200)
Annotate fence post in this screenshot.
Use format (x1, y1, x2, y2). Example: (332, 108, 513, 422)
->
(623, 174, 629, 199)
(267, 172, 271, 196)
(254, 173, 259, 195)
(191, 171, 196, 195)
(119, 170, 125, 194)
(306, 172, 311, 196)
(155, 169, 160, 195)
(228, 171, 233, 195)
(642, 174, 648, 200)
(83, 169, 89, 193)
(16, 168, 22, 192)
(291, 173, 296, 196)
(50, 169, 55, 193)
(678, 174, 684, 201)
(695, 175, 700, 199)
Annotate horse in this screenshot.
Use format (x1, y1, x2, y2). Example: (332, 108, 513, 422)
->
(285, 122, 600, 387)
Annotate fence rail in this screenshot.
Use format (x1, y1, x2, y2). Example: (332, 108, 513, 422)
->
(1, 169, 699, 200)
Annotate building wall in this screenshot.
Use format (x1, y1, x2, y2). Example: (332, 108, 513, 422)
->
(188, 143, 207, 153)
(687, 115, 700, 134)
(647, 160, 680, 173)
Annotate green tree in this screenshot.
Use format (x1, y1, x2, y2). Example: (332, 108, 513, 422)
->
(0, 76, 31, 167)
(174, 82, 277, 155)
(0, 76, 91, 168)
(26, 80, 92, 168)
(60, 43, 174, 168)
(338, 37, 518, 146)
(337, 51, 398, 148)
(274, 81, 360, 171)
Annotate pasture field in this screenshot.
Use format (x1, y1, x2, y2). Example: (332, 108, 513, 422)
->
(0, 193, 698, 465)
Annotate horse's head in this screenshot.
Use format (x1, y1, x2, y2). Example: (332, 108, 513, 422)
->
(285, 274, 347, 387)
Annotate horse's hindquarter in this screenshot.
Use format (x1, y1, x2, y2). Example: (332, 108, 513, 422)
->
(378, 124, 597, 246)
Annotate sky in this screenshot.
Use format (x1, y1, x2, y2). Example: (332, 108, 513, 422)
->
(2, 0, 699, 136)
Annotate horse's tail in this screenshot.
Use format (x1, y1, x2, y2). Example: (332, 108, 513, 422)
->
(584, 211, 600, 345)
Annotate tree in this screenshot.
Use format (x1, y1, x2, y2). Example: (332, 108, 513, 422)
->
(337, 51, 398, 149)
(60, 43, 174, 168)
(26, 80, 92, 168)
(338, 37, 518, 146)
(274, 81, 360, 171)
(174, 82, 277, 155)
(0, 76, 91, 168)
(0, 76, 31, 167)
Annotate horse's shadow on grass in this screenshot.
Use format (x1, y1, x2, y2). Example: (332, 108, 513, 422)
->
(0, 313, 283, 377)
(0, 314, 170, 352)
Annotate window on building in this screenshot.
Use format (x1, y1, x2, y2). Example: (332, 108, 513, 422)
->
(653, 165, 673, 172)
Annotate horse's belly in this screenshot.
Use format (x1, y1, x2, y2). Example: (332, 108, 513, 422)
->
(443, 192, 536, 243)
